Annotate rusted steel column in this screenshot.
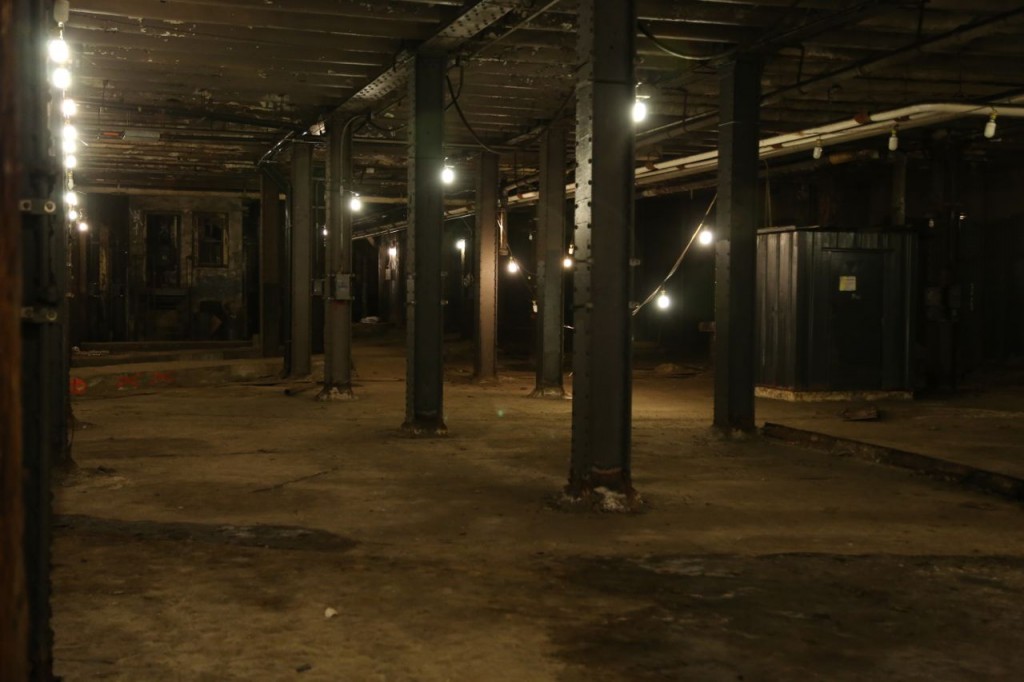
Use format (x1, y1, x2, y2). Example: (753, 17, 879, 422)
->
(288, 143, 314, 378)
(320, 116, 356, 400)
(713, 56, 762, 433)
(567, 0, 637, 498)
(403, 51, 447, 435)
(532, 121, 567, 398)
(259, 171, 283, 357)
(14, 0, 63, 676)
(1, 0, 28, 677)
(474, 150, 499, 382)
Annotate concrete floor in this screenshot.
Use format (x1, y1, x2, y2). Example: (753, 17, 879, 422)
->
(57, 339, 1024, 680)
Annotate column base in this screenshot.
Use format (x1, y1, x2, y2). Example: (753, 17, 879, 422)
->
(529, 385, 568, 399)
(560, 468, 644, 513)
(317, 385, 356, 402)
(401, 417, 448, 437)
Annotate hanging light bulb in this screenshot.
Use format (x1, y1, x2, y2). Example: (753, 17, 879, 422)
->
(64, 190, 78, 206)
(656, 290, 671, 310)
(77, 221, 89, 233)
(812, 138, 823, 160)
(48, 38, 70, 64)
(984, 111, 997, 139)
(322, 227, 328, 236)
(698, 229, 714, 246)
(388, 245, 398, 258)
(349, 194, 363, 212)
(64, 154, 77, 169)
(62, 137, 76, 154)
(51, 66, 71, 90)
(562, 255, 573, 269)
(888, 126, 899, 152)
(62, 123, 78, 142)
(455, 238, 466, 253)
(61, 98, 77, 117)
(68, 208, 79, 221)
(441, 165, 455, 185)
(506, 258, 519, 274)
(632, 99, 648, 123)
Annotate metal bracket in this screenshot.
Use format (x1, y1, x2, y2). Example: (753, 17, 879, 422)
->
(21, 306, 59, 324)
(19, 198, 57, 215)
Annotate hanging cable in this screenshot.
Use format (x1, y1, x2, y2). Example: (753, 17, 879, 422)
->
(446, 63, 503, 154)
(633, 193, 718, 316)
(637, 21, 735, 62)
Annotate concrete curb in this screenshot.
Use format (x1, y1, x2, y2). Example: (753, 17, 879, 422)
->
(762, 422, 1024, 503)
(70, 358, 283, 399)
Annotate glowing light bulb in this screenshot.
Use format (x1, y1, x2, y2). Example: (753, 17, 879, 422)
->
(51, 67, 71, 90)
(812, 139, 823, 160)
(632, 99, 648, 123)
(888, 127, 899, 152)
(64, 190, 78, 206)
(62, 123, 78, 142)
(507, 259, 519, 274)
(698, 229, 713, 246)
(656, 291, 671, 310)
(61, 98, 77, 118)
(455, 238, 466, 252)
(322, 227, 328, 236)
(387, 246, 398, 258)
(64, 154, 77, 169)
(563, 256, 573, 269)
(62, 137, 76, 154)
(68, 208, 79, 221)
(77, 221, 89, 233)
(441, 166, 455, 185)
(984, 112, 997, 139)
(48, 39, 70, 64)
(349, 195, 362, 212)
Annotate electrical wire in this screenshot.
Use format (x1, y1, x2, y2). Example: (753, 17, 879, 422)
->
(446, 63, 504, 155)
(633, 193, 717, 316)
(637, 21, 735, 62)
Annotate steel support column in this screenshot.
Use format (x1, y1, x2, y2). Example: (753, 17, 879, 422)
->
(474, 150, 499, 382)
(567, 0, 636, 497)
(713, 57, 762, 433)
(403, 51, 447, 435)
(2, 0, 28, 676)
(288, 143, 314, 378)
(319, 116, 356, 400)
(532, 122, 567, 398)
(259, 172, 283, 357)
(13, 0, 63, 676)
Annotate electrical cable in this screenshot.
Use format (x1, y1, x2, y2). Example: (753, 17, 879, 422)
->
(633, 193, 717, 316)
(637, 21, 735, 62)
(445, 63, 504, 155)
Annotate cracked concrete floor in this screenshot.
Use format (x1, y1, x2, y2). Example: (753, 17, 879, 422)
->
(55, 342, 1024, 680)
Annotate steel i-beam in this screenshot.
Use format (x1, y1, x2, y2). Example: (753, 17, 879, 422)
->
(567, 0, 637, 498)
(403, 51, 447, 435)
(713, 57, 762, 433)
(532, 121, 568, 398)
(288, 143, 314, 378)
(319, 116, 357, 400)
(474, 150, 499, 382)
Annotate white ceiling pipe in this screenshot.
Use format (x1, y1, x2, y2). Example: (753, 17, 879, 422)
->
(637, 99, 1024, 179)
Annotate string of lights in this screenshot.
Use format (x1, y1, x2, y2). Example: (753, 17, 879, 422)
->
(633, 192, 718, 316)
(49, 20, 87, 234)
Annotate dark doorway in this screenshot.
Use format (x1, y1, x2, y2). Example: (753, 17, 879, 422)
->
(145, 213, 182, 288)
(827, 249, 884, 389)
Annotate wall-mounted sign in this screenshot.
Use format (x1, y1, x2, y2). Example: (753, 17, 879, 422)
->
(839, 275, 857, 292)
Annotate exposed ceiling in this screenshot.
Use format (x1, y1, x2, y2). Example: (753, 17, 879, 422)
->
(65, 0, 1024, 218)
